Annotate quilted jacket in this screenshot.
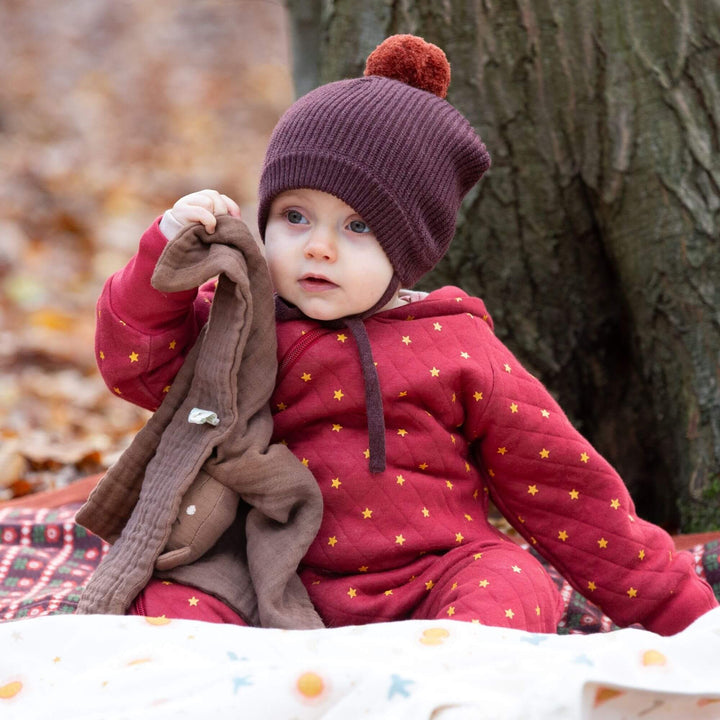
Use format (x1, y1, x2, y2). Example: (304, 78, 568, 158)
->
(95, 218, 718, 635)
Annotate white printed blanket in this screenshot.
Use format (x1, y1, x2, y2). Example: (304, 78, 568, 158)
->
(2, 607, 720, 719)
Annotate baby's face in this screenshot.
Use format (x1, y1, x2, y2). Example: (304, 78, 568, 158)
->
(264, 188, 401, 320)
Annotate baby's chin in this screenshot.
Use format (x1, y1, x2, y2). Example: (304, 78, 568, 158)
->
(279, 292, 396, 322)
(278, 295, 349, 322)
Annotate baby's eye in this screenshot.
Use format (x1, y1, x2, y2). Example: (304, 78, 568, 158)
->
(348, 219, 371, 234)
(286, 210, 308, 225)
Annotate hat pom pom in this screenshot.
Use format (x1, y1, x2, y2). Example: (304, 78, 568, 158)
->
(364, 34, 451, 99)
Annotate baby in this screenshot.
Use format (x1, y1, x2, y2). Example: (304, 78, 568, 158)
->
(85, 35, 717, 633)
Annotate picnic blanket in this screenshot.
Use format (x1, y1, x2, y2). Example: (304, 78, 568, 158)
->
(1, 493, 719, 630)
(2, 606, 720, 718)
(3, 483, 720, 719)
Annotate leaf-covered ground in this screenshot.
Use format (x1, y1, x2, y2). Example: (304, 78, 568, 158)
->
(0, 1, 294, 501)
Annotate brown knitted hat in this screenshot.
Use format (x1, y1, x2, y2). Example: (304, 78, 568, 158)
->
(257, 34, 490, 287)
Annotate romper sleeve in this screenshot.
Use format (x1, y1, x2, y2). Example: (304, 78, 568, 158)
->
(95, 217, 215, 411)
(463, 317, 718, 635)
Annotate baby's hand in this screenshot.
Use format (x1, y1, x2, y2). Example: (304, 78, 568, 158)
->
(160, 189, 242, 241)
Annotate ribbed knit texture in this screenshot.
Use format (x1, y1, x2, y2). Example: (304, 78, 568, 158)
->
(258, 75, 490, 287)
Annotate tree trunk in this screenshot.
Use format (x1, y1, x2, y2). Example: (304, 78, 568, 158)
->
(286, 0, 720, 531)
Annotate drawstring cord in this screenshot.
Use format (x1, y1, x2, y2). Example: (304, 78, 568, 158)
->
(343, 317, 386, 473)
(275, 276, 399, 474)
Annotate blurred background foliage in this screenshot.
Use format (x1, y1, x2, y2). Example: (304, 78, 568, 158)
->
(0, 0, 294, 499)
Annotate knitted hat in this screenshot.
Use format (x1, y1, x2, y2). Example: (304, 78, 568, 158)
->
(257, 34, 490, 287)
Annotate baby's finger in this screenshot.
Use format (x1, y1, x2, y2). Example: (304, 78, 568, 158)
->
(172, 205, 218, 234)
(202, 188, 228, 216)
(220, 194, 242, 217)
(174, 191, 211, 211)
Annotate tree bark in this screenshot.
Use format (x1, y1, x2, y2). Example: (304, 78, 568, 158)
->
(286, 0, 720, 531)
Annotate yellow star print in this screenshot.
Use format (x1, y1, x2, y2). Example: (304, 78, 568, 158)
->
(587, 581, 596, 591)
(402, 336, 412, 345)
(362, 508, 373, 519)
(474, 391, 483, 401)
(430, 367, 440, 377)
(422, 507, 430, 517)
(332, 423, 343, 432)
(455, 532, 464, 543)
(638, 549, 646, 560)
(558, 530, 568, 542)
(331, 478, 341, 489)
(328, 536, 338, 547)
(539, 448, 550, 459)
(446, 480, 453, 489)
(188, 596, 199, 607)
(396, 475, 406, 485)
(277, 402, 287, 411)
(598, 537, 608, 549)
(528, 484, 539, 496)
(610, 498, 620, 510)
(569, 489, 580, 500)
(627, 587, 638, 598)
(301, 372, 312, 382)
(348, 588, 357, 598)
(425, 580, 435, 590)
(580, 452, 589, 463)
(418, 462, 428, 470)
(497, 446, 507, 455)
(511, 565, 522, 573)
(460, 351, 470, 359)
(384, 590, 393, 596)
(504, 363, 512, 373)
(333, 389, 344, 401)
(129, 351, 139, 363)
(505, 608, 515, 618)
(169, 340, 177, 350)
(447, 606, 455, 617)
(397, 428, 408, 437)
(99, 351, 105, 360)
(395, 534, 406, 546)
(510, 403, 518, 413)
(479, 579, 489, 588)
(433, 322, 442, 331)
(337, 333, 347, 343)
(541, 409, 550, 418)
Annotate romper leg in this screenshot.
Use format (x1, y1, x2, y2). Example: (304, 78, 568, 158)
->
(128, 577, 249, 625)
(412, 540, 563, 632)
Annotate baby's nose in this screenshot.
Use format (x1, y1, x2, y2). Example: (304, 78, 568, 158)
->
(304, 229, 337, 261)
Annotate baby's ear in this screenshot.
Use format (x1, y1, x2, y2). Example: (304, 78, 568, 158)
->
(155, 471, 239, 571)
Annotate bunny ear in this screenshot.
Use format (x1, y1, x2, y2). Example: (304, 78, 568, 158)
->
(364, 34, 451, 99)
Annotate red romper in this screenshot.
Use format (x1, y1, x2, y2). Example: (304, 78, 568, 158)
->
(97, 220, 718, 634)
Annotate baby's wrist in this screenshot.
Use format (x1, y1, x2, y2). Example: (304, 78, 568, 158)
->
(159, 209, 186, 241)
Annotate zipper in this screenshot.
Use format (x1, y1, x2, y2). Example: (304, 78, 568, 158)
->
(277, 327, 331, 383)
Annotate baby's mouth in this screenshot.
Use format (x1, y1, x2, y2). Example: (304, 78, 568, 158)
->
(299, 275, 338, 292)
